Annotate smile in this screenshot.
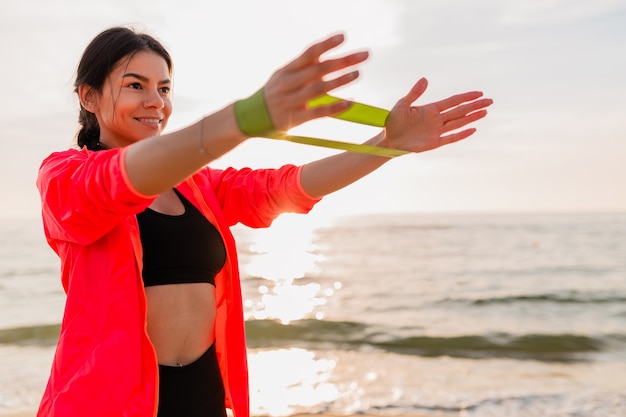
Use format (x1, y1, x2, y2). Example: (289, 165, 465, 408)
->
(135, 118, 162, 126)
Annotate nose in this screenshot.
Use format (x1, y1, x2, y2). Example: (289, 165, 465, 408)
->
(144, 88, 165, 109)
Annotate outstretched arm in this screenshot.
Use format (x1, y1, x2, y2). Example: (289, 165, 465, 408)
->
(125, 34, 368, 196)
(300, 78, 493, 197)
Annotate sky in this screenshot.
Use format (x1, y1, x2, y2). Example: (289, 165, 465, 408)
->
(0, 0, 625, 220)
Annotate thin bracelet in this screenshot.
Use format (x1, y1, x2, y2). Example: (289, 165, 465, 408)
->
(198, 117, 207, 154)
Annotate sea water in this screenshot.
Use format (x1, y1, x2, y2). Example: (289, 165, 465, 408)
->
(1, 212, 625, 416)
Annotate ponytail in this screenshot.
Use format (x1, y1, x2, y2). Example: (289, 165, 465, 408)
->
(76, 107, 101, 150)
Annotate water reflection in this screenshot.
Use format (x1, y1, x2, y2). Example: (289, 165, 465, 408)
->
(241, 215, 337, 324)
(240, 216, 349, 414)
(248, 348, 338, 417)
(245, 281, 327, 324)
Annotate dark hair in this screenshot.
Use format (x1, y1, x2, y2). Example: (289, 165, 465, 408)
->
(74, 27, 172, 150)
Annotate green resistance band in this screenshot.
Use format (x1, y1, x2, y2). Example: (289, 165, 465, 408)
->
(269, 94, 409, 158)
(235, 90, 410, 158)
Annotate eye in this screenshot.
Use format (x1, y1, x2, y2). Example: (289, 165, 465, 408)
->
(159, 86, 171, 95)
(128, 82, 142, 90)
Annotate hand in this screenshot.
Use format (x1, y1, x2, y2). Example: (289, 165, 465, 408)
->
(382, 78, 493, 153)
(263, 34, 369, 132)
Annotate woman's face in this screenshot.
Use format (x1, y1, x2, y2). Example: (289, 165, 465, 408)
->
(94, 50, 173, 147)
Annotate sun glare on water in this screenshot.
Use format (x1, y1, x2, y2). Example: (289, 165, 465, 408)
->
(242, 214, 340, 324)
(239, 215, 348, 415)
(248, 348, 339, 416)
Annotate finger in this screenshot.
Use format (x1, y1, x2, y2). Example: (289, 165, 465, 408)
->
(277, 52, 368, 96)
(440, 128, 477, 146)
(273, 96, 352, 129)
(443, 110, 488, 132)
(289, 70, 360, 104)
(269, 77, 359, 127)
(304, 99, 354, 120)
(292, 73, 364, 118)
(283, 33, 347, 71)
(442, 98, 493, 121)
(432, 91, 484, 112)
(396, 78, 428, 107)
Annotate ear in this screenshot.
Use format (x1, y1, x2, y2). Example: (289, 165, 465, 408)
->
(78, 84, 98, 113)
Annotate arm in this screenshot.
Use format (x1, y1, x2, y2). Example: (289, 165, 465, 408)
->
(125, 34, 369, 196)
(300, 78, 493, 197)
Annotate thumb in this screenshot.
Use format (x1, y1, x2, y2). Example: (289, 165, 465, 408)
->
(399, 78, 428, 107)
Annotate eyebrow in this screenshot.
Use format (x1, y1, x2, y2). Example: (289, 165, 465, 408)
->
(123, 72, 171, 85)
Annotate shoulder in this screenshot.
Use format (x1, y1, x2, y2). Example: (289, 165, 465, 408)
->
(40, 147, 125, 171)
(41, 147, 84, 162)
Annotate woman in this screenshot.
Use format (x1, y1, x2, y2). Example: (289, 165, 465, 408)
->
(36, 26, 492, 417)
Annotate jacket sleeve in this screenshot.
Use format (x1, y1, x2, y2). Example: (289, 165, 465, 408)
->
(198, 165, 322, 228)
(37, 147, 156, 245)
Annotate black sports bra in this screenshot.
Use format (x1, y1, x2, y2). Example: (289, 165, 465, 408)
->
(136, 189, 226, 287)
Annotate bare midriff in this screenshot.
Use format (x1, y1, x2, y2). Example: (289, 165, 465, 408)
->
(145, 282, 217, 366)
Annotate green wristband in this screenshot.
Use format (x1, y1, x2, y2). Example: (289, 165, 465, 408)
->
(233, 89, 276, 137)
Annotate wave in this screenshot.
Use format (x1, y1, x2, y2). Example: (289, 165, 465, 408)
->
(4, 320, 625, 362)
(442, 291, 626, 306)
(244, 319, 624, 361)
(0, 323, 60, 346)
(368, 391, 626, 417)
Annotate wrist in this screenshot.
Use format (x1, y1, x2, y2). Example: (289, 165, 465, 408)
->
(367, 131, 391, 148)
(233, 89, 276, 137)
(197, 106, 248, 158)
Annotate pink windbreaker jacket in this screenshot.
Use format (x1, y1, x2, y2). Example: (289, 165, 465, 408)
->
(36, 146, 320, 417)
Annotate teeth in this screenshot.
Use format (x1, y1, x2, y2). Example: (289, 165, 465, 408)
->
(137, 118, 161, 124)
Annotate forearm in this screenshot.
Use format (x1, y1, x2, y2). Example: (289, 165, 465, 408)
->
(300, 132, 393, 197)
(124, 104, 247, 196)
